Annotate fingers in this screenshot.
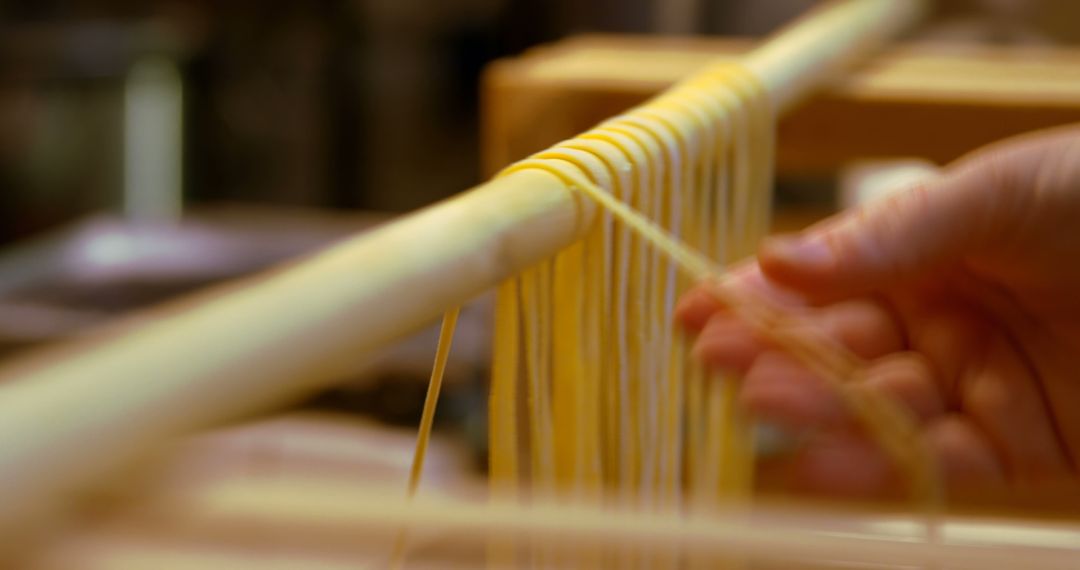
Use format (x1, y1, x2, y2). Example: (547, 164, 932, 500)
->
(692, 315, 764, 374)
(744, 338, 1069, 495)
(861, 352, 944, 422)
(693, 297, 909, 432)
(925, 414, 1006, 489)
(771, 416, 1007, 498)
(761, 424, 1010, 500)
(700, 304, 1073, 494)
(815, 299, 907, 360)
(777, 432, 899, 497)
(756, 141, 1044, 302)
(691, 297, 905, 378)
(740, 352, 845, 429)
(958, 334, 1074, 483)
(674, 262, 806, 334)
(675, 286, 723, 333)
(759, 125, 1080, 302)
(683, 126, 1080, 308)
(740, 350, 943, 435)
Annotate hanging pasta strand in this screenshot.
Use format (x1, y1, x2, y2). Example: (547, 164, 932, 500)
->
(509, 56, 934, 561)
(390, 307, 461, 569)
(398, 47, 939, 569)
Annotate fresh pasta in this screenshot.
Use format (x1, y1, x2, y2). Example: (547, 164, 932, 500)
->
(399, 60, 939, 569)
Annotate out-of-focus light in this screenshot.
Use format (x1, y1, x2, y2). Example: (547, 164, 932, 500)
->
(80, 227, 137, 269)
(124, 56, 184, 224)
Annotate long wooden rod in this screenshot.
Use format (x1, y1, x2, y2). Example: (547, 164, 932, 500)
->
(0, 0, 925, 537)
(748, 0, 926, 112)
(139, 480, 1080, 569)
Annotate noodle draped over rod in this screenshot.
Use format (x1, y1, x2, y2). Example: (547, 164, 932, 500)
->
(400, 59, 939, 568)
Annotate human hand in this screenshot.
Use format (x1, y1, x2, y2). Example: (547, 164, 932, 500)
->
(677, 126, 1080, 497)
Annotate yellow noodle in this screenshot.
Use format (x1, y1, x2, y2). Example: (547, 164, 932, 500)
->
(389, 307, 461, 568)
(489, 280, 522, 567)
(403, 59, 938, 570)
(504, 155, 937, 507)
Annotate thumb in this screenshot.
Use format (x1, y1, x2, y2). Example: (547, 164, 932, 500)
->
(757, 156, 1027, 301)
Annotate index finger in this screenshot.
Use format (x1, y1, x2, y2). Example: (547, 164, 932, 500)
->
(675, 260, 806, 333)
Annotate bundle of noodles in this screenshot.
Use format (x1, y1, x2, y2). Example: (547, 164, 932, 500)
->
(400, 59, 938, 568)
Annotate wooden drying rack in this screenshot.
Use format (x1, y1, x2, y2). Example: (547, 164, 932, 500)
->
(4, 0, 1080, 566)
(484, 34, 1080, 176)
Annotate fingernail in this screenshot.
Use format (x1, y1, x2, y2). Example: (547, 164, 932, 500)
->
(764, 235, 834, 270)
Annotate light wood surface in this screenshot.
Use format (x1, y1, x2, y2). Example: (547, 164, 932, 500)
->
(29, 413, 478, 570)
(483, 36, 1080, 175)
(27, 413, 1080, 569)
(39, 476, 1080, 570)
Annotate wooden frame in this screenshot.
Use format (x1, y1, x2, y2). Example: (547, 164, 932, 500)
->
(483, 36, 1080, 175)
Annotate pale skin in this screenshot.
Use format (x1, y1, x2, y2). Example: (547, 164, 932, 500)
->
(677, 125, 1080, 497)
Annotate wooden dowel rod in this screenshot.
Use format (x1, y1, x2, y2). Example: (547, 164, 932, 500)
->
(746, 0, 928, 114)
(142, 479, 1080, 570)
(0, 0, 924, 539)
(33, 533, 369, 570)
(0, 168, 585, 535)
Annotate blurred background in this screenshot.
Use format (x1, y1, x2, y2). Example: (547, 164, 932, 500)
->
(2, 0, 1080, 473)
(6, 0, 1080, 239)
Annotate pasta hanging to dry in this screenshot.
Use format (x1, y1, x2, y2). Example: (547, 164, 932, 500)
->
(398, 60, 940, 568)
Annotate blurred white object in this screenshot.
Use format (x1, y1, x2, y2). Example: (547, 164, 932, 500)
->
(124, 56, 184, 224)
(840, 159, 940, 208)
